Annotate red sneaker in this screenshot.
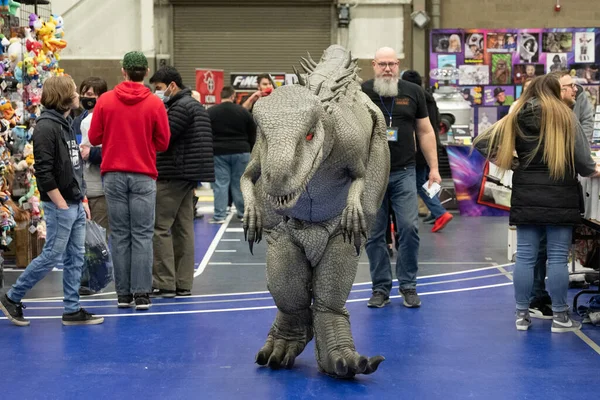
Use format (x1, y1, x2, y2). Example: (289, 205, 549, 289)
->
(431, 212, 453, 233)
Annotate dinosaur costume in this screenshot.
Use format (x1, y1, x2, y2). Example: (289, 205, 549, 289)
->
(241, 45, 390, 378)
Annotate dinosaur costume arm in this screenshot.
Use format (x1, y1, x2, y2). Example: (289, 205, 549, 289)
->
(340, 96, 390, 254)
(241, 132, 264, 252)
(362, 100, 391, 229)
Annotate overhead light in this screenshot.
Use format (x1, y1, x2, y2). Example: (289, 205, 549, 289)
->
(337, 4, 350, 28)
(411, 10, 430, 29)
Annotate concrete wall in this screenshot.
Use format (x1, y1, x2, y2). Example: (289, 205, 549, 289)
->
(440, 0, 600, 29)
(52, 0, 156, 89)
(334, 0, 413, 82)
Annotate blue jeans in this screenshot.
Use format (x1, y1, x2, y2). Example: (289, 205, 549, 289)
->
(213, 153, 249, 220)
(530, 233, 550, 301)
(514, 225, 571, 312)
(366, 167, 420, 294)
(415, 164, 447, 219)
(8, 202, 86, 313)
(103, 172, 156, 296)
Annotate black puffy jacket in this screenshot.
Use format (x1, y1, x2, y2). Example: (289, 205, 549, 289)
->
(510, 100, 591, 226)
(158, 88, 214, 182)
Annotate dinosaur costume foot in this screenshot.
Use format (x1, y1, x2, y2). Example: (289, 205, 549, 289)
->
(314, 312, 384, 379)
(255, 310, 313, 369)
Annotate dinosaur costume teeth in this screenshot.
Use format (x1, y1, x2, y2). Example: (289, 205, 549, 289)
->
(241, 45, 390, 378)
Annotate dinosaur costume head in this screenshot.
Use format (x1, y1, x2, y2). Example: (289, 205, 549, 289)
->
(253, 84, 334, 211)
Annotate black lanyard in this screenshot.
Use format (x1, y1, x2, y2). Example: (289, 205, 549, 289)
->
(379, 96, 395, 127)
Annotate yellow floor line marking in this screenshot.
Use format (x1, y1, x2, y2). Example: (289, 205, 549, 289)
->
(496, 266, 514, 281)
(574, 330, 600, 355)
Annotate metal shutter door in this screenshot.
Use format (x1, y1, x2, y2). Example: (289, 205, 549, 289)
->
(172, 4, 333, 86)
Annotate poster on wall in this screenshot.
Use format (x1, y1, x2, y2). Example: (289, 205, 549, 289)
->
(195, 69, 224, 107)
(513, 64, 544, 83)
(445, 145, 510, 217)
(542, 32, 573, 53)
(429, 27, 600, 139)
(575, 32, 595, 63)
(518, 33, 539, 63)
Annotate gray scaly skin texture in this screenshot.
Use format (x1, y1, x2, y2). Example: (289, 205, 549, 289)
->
(241, 45, 390, 378)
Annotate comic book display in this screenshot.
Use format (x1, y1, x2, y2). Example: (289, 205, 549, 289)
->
(430, 28, 600, 140)
(0, 8, 68, 268)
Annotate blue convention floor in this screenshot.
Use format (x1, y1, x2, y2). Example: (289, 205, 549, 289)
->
(1, 208, 599, 400)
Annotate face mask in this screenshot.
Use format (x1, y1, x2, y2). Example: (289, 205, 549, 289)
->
(155, 90, 165, 101)
(81, 97, 97, 110)
(162, 84, 173, 102)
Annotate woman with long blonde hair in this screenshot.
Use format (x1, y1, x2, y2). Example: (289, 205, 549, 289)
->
(474, 73, 600, 332)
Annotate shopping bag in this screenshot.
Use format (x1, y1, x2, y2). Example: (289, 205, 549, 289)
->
(84, 220, 113, 292)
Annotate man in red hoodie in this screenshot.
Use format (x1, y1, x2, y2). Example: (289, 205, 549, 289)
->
(89, 51, 170, 310)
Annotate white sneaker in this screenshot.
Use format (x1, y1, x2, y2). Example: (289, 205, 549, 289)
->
(551, 311, 582, 333)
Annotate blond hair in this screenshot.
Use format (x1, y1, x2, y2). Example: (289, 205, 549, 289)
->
(41, 76, 76, 111)
(473, 74, 576, 180)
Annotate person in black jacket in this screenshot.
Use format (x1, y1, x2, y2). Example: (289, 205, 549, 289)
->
(208, 86, 256, 223)
(473, 73, 600, 333)
(149, 66, 214, 297)
(0, 76, 103, 327)
(401, 70, 453, 232)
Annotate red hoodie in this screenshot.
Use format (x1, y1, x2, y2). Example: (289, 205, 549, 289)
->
(88, 81, 170, 179)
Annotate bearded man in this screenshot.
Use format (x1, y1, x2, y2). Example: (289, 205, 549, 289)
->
(361, 47, 441, 309)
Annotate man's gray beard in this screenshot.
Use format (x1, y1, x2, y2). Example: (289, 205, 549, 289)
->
(373, 77, 399, 97)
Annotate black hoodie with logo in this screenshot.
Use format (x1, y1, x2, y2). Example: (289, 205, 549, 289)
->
(33, 109, 86, 203)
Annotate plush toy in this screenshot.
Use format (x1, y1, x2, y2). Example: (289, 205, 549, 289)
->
(11, 125, 28, 153)
(0, 204, 15, 247)
(37, 20, 67, 54)
(36, 219, 45, 240)
(7, 38, 24, 64)
(23, 142, 33, 166)
(17, 171, 34, 206)
(50, 15, 64, 39)
(8, 0, 20, 16)
(0, 100, 16, 127)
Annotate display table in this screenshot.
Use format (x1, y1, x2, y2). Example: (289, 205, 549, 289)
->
(580, 176, 600, 222)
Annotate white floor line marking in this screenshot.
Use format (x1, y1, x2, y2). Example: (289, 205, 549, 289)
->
(346, 282, 513, 303)
(225, 227, 244, 232)
(215, 250, 237, 253)
(2, 282, 513, 320)
(193, 213, 234, 277)
(24, 292, 117, 302)
(221, 239, 240, 242)
(573, 330, 600, 356)
(27, 274, 510, 309)
(24, 263, 516, 302)
(26, 296, 276, 310)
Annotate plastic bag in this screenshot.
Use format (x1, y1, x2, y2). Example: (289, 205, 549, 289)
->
(84, 220, 113, 292)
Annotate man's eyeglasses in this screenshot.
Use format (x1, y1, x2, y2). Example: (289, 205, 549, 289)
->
(376, 61, 399, 69)
(561, 83, 576, 90)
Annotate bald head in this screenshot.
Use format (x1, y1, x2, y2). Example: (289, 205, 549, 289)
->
(374, 47, 398, 60)
(372, 47, 400, 97)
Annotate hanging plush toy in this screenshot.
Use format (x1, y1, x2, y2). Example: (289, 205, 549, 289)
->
(8, 0, 20, 16)
(50, 15, 64, 39)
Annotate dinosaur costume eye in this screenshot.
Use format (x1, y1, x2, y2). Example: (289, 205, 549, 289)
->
(306, 132, 314, 141)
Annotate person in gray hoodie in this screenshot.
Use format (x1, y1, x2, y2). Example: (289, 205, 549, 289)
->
(77, 77, 108, 296)
(0, 76, 104, 327)
(573, 82, 595, 143)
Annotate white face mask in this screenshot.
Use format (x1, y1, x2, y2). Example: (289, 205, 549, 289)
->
(155, 90, 165, 101)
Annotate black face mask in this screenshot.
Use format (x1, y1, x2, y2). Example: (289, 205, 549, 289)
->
(81, 97, 97, 110)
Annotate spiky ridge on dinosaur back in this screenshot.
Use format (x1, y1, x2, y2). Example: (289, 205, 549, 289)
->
(293, 45, 363, 113)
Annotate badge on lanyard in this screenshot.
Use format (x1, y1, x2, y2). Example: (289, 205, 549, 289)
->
(380, 95, 397, 141)
(386, 127, 398, 142)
